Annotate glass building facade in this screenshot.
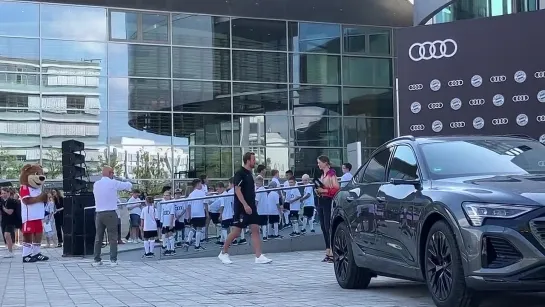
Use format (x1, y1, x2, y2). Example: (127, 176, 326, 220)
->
(424, 0, 540, 24)
(0, 1, 397, 190)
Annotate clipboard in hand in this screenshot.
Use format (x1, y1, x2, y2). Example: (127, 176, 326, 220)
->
(312, 178, 324, 188)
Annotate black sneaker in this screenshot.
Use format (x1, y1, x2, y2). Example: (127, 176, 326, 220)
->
(164, 250, 172, 256)
(301, 229, 307, 233)
(155, 239, 161, 243)
(232, 240, 239, 246)
(289, 232, 299, 238)
(238, 239, 248, 245)
(57, 243, 63, 248)
(310, 229, 316, 233)
(33, 253, 49, 261)
(262, 237, 268, 242)
(175, 242, 183, 248)
(195, 245, 206, 251)
(23, 255, 37, 263)
(145, 253, 153, 258)
(171, 250, 177, 255)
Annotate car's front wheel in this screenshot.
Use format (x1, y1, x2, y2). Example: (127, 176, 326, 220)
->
(425, 220, 480, 307)
(333, 222, 372, 289)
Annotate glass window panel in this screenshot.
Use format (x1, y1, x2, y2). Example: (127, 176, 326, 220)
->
(342, 57, 392, 87)
(293, 116, 341, 147)
(41, 40, 107, 76)
(290, 54, 340, 85)
(0, 2, 39, 37)
(187, 147, 233, 178)
(0, 108, 41, 162)
(233, 114, 264, 146)
(110, 145, 173, 180)
(343, 87, 393, 117)
(290, 85, 341, 115)
(171, 147, 190, 180)
(0, 37, 40, 73)
(344, 117, 394, 147)
(173, 80, 231, 113)
(41, 4, 107, 41)
(369, 33, 391, 55)
(232, 50, 287, 83)
(108, 44, 170, 78)
(265, 115, 290, 147)
(288, 22, 341, 54)
(172, 47, 230, 80)
(108, 111, 173, 145)
(233, 147, 266, 170)
(41, 75, 107, 113)
(0, 74, 40, 102)
(343, 26, 366, 54)
(291, 148, 342, 178)
(110, 11, 138, 40)
(343, 26, 391, 55)
(173, 113, 232, 146)
(388, 145, 418, 180)
(142, 13, 169, 42)
(109, 78, 170, 112)
(232, 18, 287, 51)
(264, 147, 290, 175)
(172, 14, 230, 48)
(232, 82, 288, 114)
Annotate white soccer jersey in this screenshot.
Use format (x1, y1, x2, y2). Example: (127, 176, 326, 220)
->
(255, 186, 268, 215)
(221, 189, 234, 220)
(266, 191, 280, 215)
(286, 187, 302, 212)
(303, 186, 315, 207)
(140, 206, 157, 231)
(160, 202, 175, 227)
(209, 197, 222, 213)
(189, 189, 207, 218)
(174, 200, 187, 222)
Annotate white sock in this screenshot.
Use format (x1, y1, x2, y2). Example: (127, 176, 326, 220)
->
(32, 243, 40, 255)
(292, 220, 299, 233)
(149, 240, 155, 253)
(161, 234, 166, 247)
(240, 230, 245, 240)
(273, 223, 279, 236)
(221, 229, 228, 242)
(302, 217, 308, 230)
(144, 240, 150, 253)
(283, 211, 289, 224)
(195, 229, 202, 247)
(309, 217, 315, 230)
(187, 229, 194, 244)
(22, 243, 32, 257)
(169, 236, 175, 251)
(261, 225, 267, 238)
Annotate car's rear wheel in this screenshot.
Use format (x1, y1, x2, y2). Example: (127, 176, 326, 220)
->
(333, 222, 372, 289)
(425, 220, 480, 307)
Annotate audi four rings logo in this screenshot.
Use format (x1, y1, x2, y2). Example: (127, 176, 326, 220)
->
(538, 161, 545, 167)
(469, 99, 485, 106)
(535, 71, 545, 79)
(537, 115, 545, 122)
(408, 39, 458, 61)
(449, 121, 465, 128)
(448, 80, 463, 87)
(428, 102, 443, 109)
(408, 84, 423, 91)
(512, 95, 530, 102)
(538, 90, 545, 103)
(492, 118, 508, 125)
(410, 124, 425, 131)
(490, 75, 506, 83)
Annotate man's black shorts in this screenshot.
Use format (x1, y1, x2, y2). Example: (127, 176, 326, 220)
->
(209, 212, 221, 224)
(221, 218, 232, 229)
(162, 227, 174, 234)
(190, 217, 207, 228)
(232, 204, 259, 228)
(1, 224, 15, 237)
(143, 231, 156, 239)
(303, 206, 315, 218)
(174, 220, 185, 231)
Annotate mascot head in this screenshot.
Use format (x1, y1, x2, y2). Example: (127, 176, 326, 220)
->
(20, 164, 46, 188)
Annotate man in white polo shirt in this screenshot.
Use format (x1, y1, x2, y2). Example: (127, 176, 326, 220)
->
(92, 166, 132, 266)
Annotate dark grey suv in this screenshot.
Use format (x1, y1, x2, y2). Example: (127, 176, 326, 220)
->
(331, 135, 545, 307)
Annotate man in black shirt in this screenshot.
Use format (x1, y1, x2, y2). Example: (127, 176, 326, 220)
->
(218, 152, 272, 264)
(1, 187, 17, 258)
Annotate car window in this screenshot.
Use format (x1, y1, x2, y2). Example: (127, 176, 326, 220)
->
(388, 145, 419, 180)
(361, 148, 391, 183)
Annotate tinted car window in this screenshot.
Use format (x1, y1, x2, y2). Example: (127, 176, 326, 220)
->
(421, 139, 545, 179)
(388, 145, 418, 180)
(362, 148, 391, 183)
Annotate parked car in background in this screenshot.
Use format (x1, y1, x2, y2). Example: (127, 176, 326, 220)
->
(331, 135, 545, 307)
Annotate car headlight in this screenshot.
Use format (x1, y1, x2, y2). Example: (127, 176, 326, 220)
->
(462, 202, 537, 226)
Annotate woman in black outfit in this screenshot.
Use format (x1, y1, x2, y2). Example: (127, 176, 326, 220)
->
(315, 156, 340, 263)
(52, 189, 64, 247)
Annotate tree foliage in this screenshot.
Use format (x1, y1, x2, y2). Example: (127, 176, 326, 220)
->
(42, 149, 63, 179)
(96, 147, 124, 177)
(133, 149, 169, 195)
(0, 149, 24, 180)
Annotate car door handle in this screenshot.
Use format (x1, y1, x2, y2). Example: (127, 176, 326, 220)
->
(376, 196, 386, 202)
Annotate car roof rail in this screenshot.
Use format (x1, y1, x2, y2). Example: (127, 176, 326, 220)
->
(498, 134, 536, 140)
(392, 135, 415, 142)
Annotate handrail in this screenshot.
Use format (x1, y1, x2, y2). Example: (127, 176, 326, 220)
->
(84, 180, 350, 210)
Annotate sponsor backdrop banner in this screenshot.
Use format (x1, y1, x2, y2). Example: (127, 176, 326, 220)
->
(396, 10, 545, 142)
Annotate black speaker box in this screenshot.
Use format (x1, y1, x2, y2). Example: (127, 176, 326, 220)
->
(62, 192, 95, 257)
(63, 179, 87, 193)
(62, 139, 84, 153)
(62, 152, 85, 166)
(63, 165, 86, 178)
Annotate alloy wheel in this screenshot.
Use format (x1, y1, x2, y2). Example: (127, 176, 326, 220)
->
(333, 229, 349, 280)
(426, 231, 453, 301)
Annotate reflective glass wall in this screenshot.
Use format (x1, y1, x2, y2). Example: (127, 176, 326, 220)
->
(427, 0, 539, 24)
(0, 1, 394, 190)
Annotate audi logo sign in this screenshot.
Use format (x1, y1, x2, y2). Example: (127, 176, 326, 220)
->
(397, 10, 545, 140)
(492, 118, 508, 125)
(512, 95, 530, 102)
(449, 121, 465, 128)
(408, 39, 458, 62)
(538, 161, 545, 167)
(410, 124, 425, 131)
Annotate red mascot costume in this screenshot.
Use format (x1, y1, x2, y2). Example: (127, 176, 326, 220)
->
(19, 164, 49, 263)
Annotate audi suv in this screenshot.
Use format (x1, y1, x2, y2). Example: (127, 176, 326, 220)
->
(331, 135, 545, 307)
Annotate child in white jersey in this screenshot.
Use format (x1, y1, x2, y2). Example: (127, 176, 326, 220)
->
(140, 196, 158, 258)
(285, 176, 302, 237)
(209, 182, 225, 245)
(187, 179, 208, 250)
(160, 191, 176, 256)
(219, 178, 234, 245)
(173, 189, 187, 248)
(43, 193, 56, 248)
(266, 181, 281, 238)
(254, 176, 269, 241)
(300, 174, 315, 233)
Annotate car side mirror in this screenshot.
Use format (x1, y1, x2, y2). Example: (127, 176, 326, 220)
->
(390, 178, 422, 190)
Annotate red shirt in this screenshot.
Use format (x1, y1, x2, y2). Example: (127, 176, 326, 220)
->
(321, 169, 340, 198)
